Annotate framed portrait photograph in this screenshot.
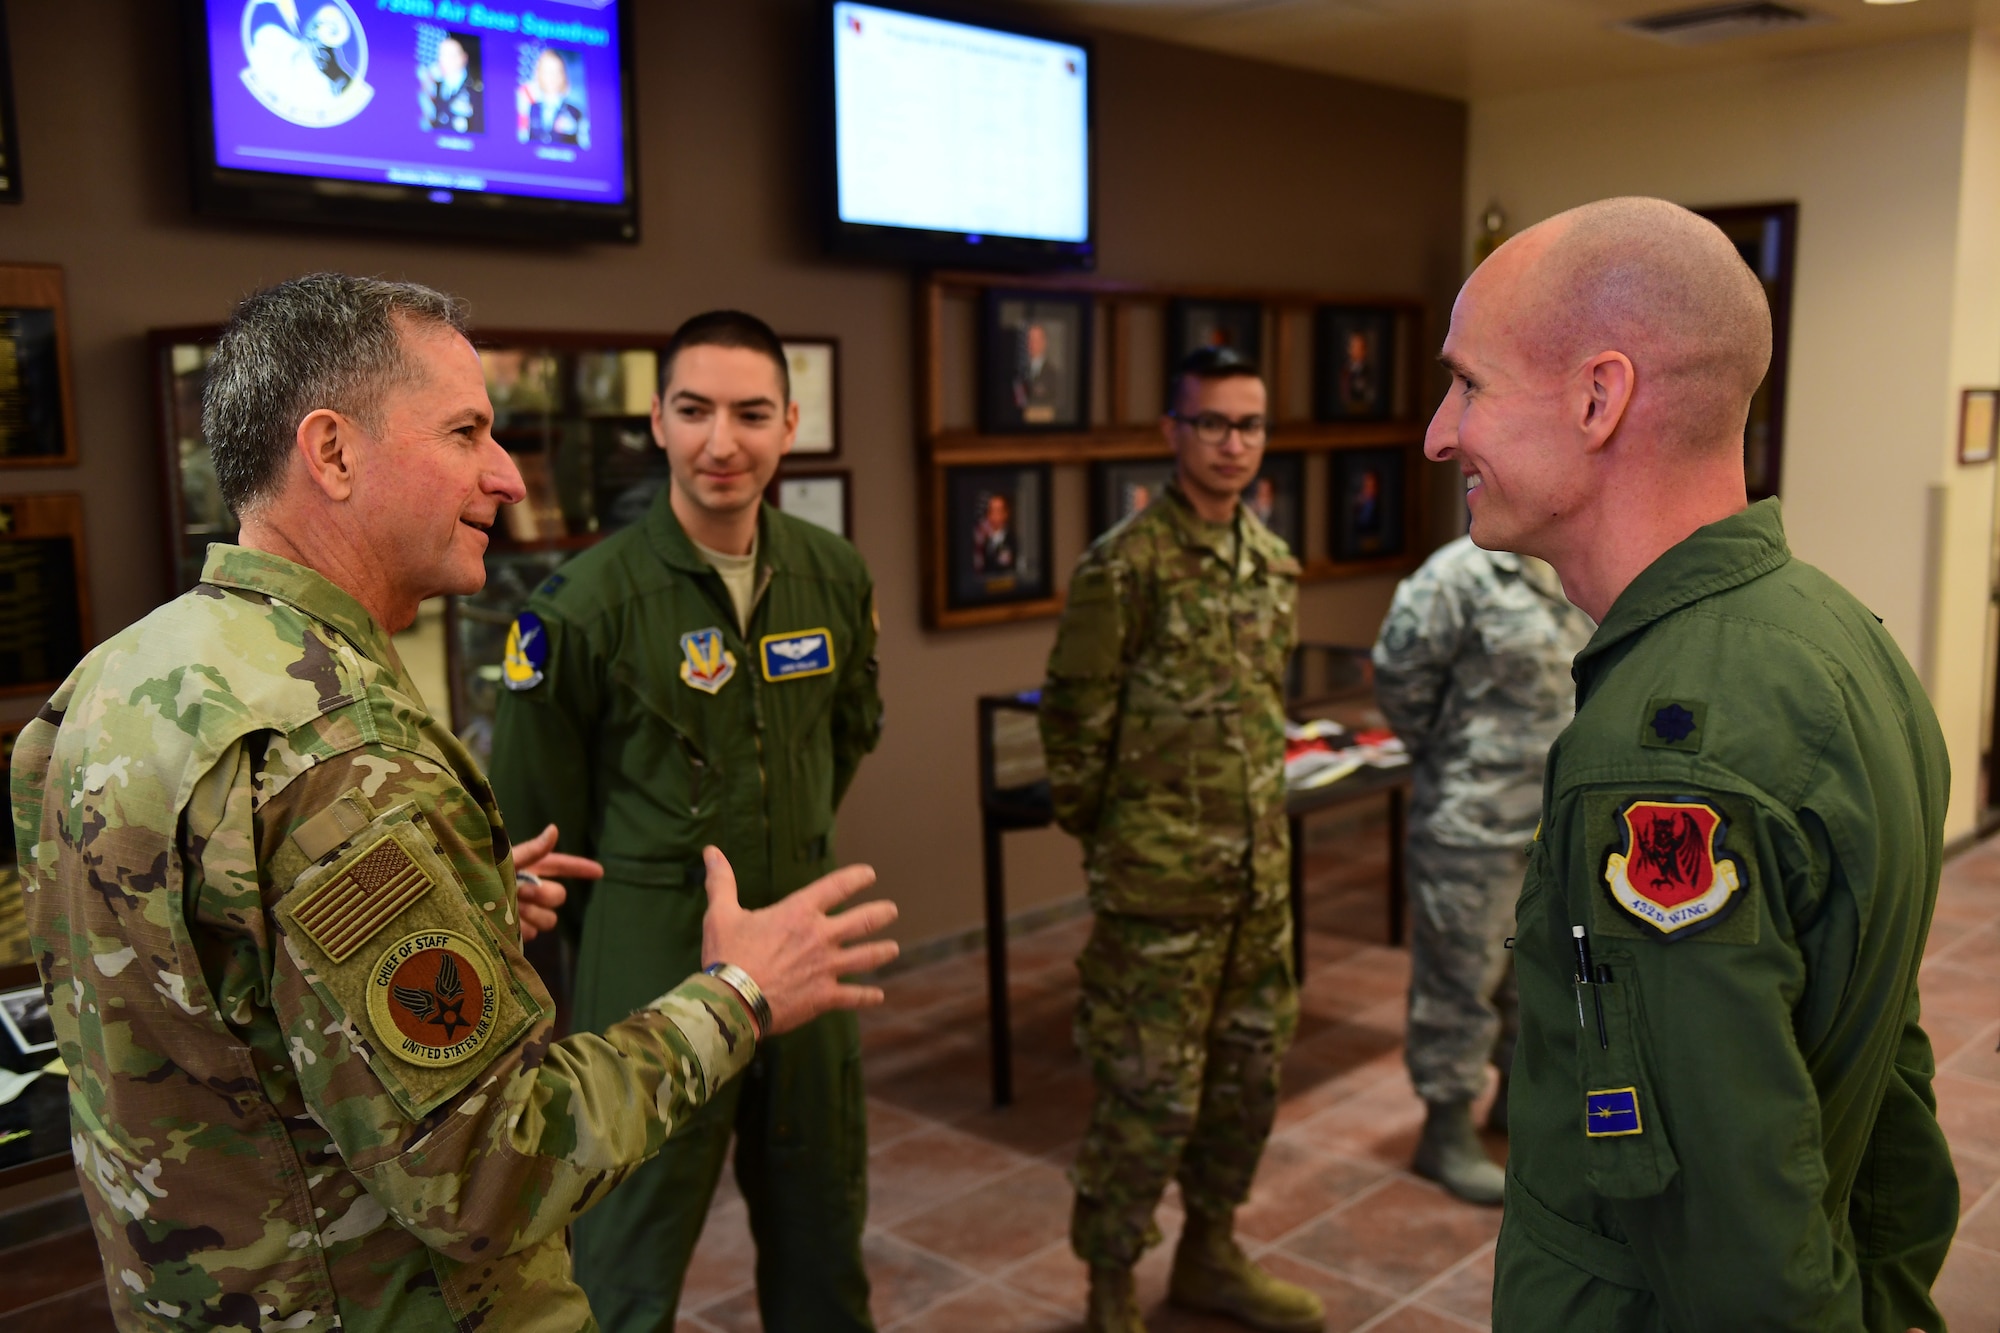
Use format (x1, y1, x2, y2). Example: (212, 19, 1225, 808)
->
(1315, 306, 1397, 422)
(1329, 447, 1408, 563)
(0, 265, 77, 465)
(1244, 452, 1305, 556)
(0, 493, 90, 696)
(782, 338, 840, 457)
(774, 468, 851, 540)
(1165, 299, 1263, 404)
(1696, 203, 1795, 502)
(1089, 457, 1178, 537)
(944, 463, 1053, 610)
(1960, 388, 1998, 465)
(981, 292, 1092, 433)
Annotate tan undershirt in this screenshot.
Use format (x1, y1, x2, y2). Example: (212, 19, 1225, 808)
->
(693, 536, 759, 634)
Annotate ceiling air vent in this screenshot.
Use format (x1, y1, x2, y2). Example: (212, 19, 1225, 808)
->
(1617, 1, 1829, 47)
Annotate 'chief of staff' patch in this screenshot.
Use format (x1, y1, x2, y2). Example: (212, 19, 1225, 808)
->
(502, 612, 549, 692)
(367, 929, 500, 1068)
(1603, 798, 1744, 939)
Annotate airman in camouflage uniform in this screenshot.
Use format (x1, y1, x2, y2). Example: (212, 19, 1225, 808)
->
(10, 274, 895, 1333)
(1042, 347, 1320, 1333)
(1374, 535, 1591, 1203)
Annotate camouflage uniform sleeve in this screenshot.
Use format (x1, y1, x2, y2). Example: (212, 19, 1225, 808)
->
(200, 736, 757, 1263)
(1371, 560, 1467, 759)
(1040, 554, 1139, 838)
(831, 578, 885, 808)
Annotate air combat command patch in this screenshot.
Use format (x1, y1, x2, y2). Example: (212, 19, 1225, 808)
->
(681, 627, 737, 694)
(760, 628, 835, 682)
(502, 611, 549, 691)
(1602, 797, 1745, 938)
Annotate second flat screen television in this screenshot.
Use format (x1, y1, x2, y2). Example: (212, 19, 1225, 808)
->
(827, 1, 1095, 269)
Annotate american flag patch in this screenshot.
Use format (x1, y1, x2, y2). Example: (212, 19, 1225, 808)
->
(290, 834, 437, 963)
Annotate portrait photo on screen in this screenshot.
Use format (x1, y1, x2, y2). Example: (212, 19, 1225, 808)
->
(1244, 452, 1304, 556)
(1330, 447, 1407, 562)
(1315, 307, 1397, 422)
(981, 292, 1091, 433)
(947, 464, 1051, 608)
(1166, 300, 1262, 403)
(1089, 458, 1176, 537)
(517, 46, 589, 149)
(419, 28, 484, 136)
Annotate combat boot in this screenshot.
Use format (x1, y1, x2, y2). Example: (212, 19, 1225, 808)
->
(1168, 1209, 1325, 1332)
(1414, 1098, 1505, 1205)
(1086, 1264, 1147, 1333)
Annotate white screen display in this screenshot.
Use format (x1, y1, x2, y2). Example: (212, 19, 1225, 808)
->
(833, 3, 1089, 244)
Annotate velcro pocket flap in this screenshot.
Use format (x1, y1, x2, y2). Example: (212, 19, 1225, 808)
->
(277, 801, 542, 1119)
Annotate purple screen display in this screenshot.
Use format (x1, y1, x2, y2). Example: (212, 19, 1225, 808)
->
(204, 1, 628, 206)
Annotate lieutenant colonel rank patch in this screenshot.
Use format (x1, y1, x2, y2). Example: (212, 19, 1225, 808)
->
(1584, 1087, 1643, 1137)
(1639, 697, 1705, 752)
(760, 628, 835, 682)
(681, 627, 737, 694)
(502, 612, 549, 692)
(1602, 798, 1745, 939)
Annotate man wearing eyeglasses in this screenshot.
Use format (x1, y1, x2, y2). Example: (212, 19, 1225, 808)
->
(1041, 346, 1320, 1333)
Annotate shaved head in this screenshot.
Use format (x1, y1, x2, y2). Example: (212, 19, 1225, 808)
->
(1516, 197, 1772, 453)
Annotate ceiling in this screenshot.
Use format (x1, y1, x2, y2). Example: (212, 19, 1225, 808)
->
(1008, 0, 1990, 100)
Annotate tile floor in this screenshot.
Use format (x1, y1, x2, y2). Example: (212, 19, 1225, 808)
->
(673, 817, 2000, 1333)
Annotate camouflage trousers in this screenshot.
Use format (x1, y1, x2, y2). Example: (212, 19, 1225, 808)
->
(1405, 837, 1523, 1105)
(1070, 897, 1299, 1268)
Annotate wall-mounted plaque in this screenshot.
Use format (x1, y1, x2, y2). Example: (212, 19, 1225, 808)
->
(0, 493, 89, 696)
(0, 266, 77, 465)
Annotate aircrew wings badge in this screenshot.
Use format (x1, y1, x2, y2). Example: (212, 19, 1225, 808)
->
(1603, 798, 1744, 939)
(680, 627, 737, 694)
(502, 612, 548, 692)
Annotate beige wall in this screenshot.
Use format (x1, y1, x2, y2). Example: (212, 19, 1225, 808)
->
(1468, 33, 1994, 839)
(1, 1, 1465, 950)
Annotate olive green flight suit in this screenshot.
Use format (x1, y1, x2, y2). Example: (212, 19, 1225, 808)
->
(488, 491, 884, 1333)
(1497, 500, 1958, 1331)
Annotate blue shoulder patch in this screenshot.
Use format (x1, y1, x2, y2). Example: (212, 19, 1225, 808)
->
(503, 611, 549, 692)
(537, 573, 568, 596)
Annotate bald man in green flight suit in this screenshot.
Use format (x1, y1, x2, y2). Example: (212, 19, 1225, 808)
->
(1428, 197, 1957, 1331)
(488, 310, 885, 1332)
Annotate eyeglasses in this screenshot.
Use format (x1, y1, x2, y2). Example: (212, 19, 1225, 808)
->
(1169, 412, 1268, 445)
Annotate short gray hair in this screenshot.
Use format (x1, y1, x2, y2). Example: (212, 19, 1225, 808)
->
(203, 273, 469, 514)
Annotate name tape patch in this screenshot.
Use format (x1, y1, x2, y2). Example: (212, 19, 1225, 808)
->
(760, 628, 835, 682)
(1584, 1087, 1644, 1137)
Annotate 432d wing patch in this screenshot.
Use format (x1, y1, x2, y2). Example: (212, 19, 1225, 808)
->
(1602, 798, 1745, 939)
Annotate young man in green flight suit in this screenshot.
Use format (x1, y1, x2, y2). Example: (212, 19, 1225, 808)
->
(1041, 347, 1323, 1333)
(488, 311, 885, 1332)
(1429, 197, 1956, 1330)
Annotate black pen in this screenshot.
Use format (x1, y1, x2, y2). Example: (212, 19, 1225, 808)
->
(1572, 926, 1609, 1049)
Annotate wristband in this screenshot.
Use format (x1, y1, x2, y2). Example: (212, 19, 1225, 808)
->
(704, 962, 772, 1039)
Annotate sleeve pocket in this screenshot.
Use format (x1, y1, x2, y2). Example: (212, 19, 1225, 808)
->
(1576, 949, 1680, 1200)
(276, 800, 545, 1120)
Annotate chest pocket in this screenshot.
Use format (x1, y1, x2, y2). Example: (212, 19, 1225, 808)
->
(610, 660, 715, 845)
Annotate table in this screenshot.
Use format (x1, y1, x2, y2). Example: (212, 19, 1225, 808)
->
(976, 693, 1411, 1108)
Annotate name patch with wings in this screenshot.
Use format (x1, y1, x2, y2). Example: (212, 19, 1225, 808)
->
(1602, 798, 1745, 939)
(367, 929, 499, 1067)
(760, 628, 836, 682)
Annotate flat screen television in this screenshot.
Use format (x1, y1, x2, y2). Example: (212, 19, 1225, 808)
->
(184, 0, 639, 243)
(825, 1, 1095, 270)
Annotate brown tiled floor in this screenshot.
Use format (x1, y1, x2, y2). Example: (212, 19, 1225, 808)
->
(675, 818, 2000, 1333)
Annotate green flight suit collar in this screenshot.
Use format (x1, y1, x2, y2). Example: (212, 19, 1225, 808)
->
(200, 544, 409, 680)
(644, 486, 805, 629)
(1576, 497, 1791, 672)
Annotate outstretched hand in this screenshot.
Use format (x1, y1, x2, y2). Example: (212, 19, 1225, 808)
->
(700, 845, 899, 1035)
(512, 823, 603, 942)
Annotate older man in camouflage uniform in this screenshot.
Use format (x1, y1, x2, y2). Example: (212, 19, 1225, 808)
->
(1042, 347, 1320, 1333)
(10, 274, 897, 1332)
(1372, 535, 1591, 1203)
